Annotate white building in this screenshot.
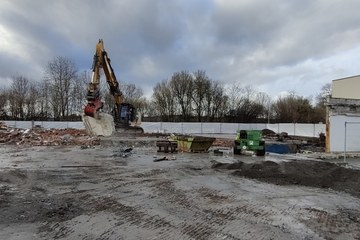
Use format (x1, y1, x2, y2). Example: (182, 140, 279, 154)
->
(327, 75, 360, 152)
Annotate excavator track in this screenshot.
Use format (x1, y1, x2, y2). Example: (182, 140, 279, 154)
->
(114, 125, 144, 134)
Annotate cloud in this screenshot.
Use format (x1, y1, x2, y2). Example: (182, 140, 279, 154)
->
(0, 0, 360, 100)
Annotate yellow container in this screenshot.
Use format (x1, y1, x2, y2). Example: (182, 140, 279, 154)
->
(176, 135, 215, 153)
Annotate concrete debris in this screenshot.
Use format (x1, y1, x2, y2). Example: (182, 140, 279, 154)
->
(61, 165, 102, 168)
(0, 121, 7, 130)
(213, 149, 224, 156)
(122, 147, 133, 153)
(153, 155, 176, 162)
(111, 148, 134, 158)
(0, 122, 100, 147)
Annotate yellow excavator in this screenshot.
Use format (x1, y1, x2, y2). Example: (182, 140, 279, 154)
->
(82, 39, 143, 136)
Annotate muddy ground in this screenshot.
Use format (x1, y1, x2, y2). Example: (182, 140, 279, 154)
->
(1, 141, 360, 240)
(212, 160, 360, 198)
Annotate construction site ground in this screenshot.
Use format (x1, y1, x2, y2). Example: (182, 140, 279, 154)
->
(1, 127, 360, 239)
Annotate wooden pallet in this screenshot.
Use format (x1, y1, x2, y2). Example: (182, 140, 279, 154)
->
(156, 140, 178, 153)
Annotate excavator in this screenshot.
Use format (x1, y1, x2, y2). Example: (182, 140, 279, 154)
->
(82, 39, 143, 136)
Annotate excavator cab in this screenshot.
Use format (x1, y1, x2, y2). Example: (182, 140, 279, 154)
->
(119, 103, 134, 124)
(113, 103, 143, 133)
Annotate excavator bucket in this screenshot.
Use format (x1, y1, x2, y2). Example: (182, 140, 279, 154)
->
(82, 113, 115, 137)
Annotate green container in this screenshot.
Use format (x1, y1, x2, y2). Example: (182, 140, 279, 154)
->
(234, 130, 265, 156)
(176, 135, 215, 153)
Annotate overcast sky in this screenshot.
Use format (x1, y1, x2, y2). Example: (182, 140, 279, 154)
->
(1, 0, 360, 100)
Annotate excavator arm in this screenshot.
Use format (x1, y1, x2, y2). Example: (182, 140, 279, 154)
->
(84, 39, 123, 119)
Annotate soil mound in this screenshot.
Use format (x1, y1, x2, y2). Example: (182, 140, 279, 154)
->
(212, 160, 360, 198)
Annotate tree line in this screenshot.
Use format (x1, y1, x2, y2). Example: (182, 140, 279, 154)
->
(148, 70, 328, 123)
(0, 56, 328, 123)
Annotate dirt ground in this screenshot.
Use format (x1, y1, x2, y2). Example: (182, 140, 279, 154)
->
(212, 159, 360, 198)
(1, 138, 360, 240)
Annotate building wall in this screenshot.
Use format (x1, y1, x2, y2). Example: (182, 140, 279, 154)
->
(332, 75, 360, 99)
(328, 76, 360, 152)
(329, 115, 360, 152)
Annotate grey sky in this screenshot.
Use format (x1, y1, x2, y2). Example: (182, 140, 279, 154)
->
(1, 0, 360, 100)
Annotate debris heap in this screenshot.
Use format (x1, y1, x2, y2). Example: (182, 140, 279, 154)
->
(0, 122, 100, 147)
(212, 138, 233, 148)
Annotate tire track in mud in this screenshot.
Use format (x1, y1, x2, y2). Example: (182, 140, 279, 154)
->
(131, 168, 168, 178)
(87, 195, 180, 239)
(197, 187, 232, 203)
(121, 168, 278, 239)
(39, 193, 177, 239)
(197, 202, 303, 239)
(146, 173, 292, 239)
(81, 168, 230, 239)
(3, 167, 279, 239)
(302, 207, 360, 239)
(103, 168, 224, 239)
(144, 166, 357, 240)
(90, 167, 183, 233)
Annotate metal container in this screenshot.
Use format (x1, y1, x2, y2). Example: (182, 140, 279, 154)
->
(176, 135, 215, 153)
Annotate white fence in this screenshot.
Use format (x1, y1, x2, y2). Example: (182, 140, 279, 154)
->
(3, 121, 325, 138)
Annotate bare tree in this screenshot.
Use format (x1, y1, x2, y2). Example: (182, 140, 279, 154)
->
(37, 81, 51, 120)
(24, 81, 40, 119)
(100, 78, 146, 118)
(152, 80, 176, 121)
(204, 81, 228, 121)
(69, 70, 90, 117)
(121, 82, 147, 118)
(139, 98, 152, 119)
(227, 83, 245, 111)
(238, 86, 266, 122)
(44, 56, 77, 120)
(9, 75, 29, 119)
(170, 71, 193, 121)
(192, 70, 211, 122)
(0, 87, 9, 118)
(273, 93, 314, 123)
(254, 91, 272, 121)
(226, 84, 265, 122)
(316, 83, 332, 106)
(121, 83, 143, 102)
(312, 83, 331, 123)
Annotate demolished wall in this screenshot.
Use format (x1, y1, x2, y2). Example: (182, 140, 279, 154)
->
(0, 122, 100, 147)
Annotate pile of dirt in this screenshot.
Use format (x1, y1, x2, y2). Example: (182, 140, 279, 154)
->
(261, 128, 276, 137)
(212, 160, 360, 198)
(0, 122, 100, 147)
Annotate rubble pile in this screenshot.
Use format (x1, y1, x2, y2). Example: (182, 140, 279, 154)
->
(0, 121, 7, 130)
(212, 138, 233, 147)
(0, 122, 100, 147)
